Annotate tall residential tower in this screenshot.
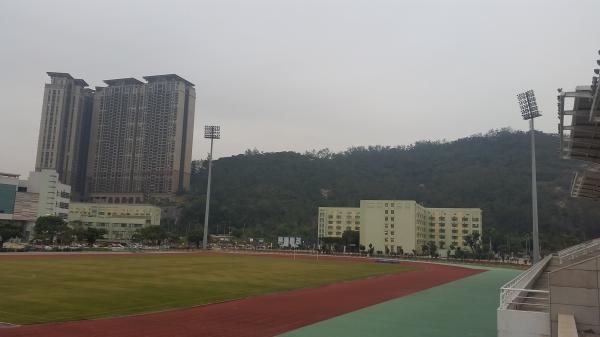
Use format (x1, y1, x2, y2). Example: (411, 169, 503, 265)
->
(86, 74, 195, 203)
(34, 72, 93, 200)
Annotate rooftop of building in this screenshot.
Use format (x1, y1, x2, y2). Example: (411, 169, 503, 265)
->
(46, 72, 89, 87)
(103, 78, 145, 86)
(143, 74, 195, 87)
(73, 79, 89, 87)
(46, 72, 73, 79)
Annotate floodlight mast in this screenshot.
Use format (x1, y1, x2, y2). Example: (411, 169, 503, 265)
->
(202, 125, 220, 250)
(517, 90, 541, 263)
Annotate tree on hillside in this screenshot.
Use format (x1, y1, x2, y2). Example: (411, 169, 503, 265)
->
(0, 220, 22, 247)
(34, 216, 68, 244)
(184, 129, 600, 252)
(187, 229, 204, 248)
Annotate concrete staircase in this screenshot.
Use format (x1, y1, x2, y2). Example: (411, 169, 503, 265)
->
(517, 272, 550, 312)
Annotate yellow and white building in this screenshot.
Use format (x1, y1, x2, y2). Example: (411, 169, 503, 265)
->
(425, 207, 482, 251)
(318, 200, 482, 254)
(318, 207, 361, 238)
(68, 203, 161, 241)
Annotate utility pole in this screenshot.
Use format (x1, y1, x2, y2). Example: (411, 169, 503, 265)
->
(202, 125, 220, 250)
(517, 90, 541, 263)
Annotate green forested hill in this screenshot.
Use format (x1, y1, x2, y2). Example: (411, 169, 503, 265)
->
(179, 129, 600, 251)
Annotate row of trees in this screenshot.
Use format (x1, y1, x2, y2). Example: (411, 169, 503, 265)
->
(33, 216, 107, 247)
(0, 216, 207, 249)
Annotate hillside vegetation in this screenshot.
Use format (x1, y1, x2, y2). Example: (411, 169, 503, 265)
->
(180, 129, 600, 252)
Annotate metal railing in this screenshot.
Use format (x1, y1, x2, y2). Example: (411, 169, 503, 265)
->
(499, 254, 552, 311)
(558, 237, 600, 264)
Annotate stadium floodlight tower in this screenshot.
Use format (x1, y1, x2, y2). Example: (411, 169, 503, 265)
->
(202, 125, 220, 250)
(517, 90, 541, 263)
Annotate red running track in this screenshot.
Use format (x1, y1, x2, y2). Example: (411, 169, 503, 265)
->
(0, 258, 482, 337)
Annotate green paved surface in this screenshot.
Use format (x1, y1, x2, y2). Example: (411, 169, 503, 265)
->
(279, 266, 520, 337)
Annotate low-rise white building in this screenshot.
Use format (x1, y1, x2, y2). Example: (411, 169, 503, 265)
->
(0, 170, 72, 239)
(68, 203, 161, 242)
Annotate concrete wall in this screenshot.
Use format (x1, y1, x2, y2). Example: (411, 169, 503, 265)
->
(550, 256, 600, 336)
(497, 309, 550, 337)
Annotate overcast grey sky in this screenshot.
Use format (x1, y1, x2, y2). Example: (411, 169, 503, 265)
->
(0, 0, 598, 176)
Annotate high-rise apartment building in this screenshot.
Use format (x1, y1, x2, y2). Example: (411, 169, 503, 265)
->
(35, 72, 93, 200)
(86, 74, 195, 204)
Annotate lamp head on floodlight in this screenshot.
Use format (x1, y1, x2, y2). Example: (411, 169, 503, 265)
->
(204, 125, 221, 139)
(517, 90, 541, 120)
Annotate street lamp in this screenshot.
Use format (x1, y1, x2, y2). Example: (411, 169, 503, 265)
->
(202, 125, 220, 250)
(517, 90, 541, 263)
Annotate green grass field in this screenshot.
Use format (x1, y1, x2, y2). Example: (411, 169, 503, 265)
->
(0, 253, 412, 325)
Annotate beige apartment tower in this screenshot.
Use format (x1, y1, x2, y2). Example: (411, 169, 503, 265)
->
(86, 74, 195, 204)
(35, 72, 93, 200)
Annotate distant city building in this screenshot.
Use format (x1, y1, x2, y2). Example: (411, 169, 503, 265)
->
(317, 207, 361, 238)
(68, 203, 161, 242)
(0, 172, 20, 220)
(34, 72, 93, 200)
(318, 200, 482, 254)
(21, 170, 71, 221)
(86, 74, 195, 204)
(0, 170, 71, 239)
